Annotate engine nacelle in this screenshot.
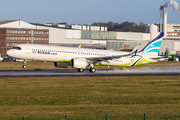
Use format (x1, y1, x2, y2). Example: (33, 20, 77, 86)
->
(70, 58, 88, 69)
(54, 62, 70, 68)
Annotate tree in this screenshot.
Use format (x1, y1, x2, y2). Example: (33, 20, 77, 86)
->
(57, 22, 67, 25)
(91, 21, 146, 32)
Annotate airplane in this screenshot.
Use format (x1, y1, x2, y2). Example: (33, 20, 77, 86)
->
(7, 32, 164, 73)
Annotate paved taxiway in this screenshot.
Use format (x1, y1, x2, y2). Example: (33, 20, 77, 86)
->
(0, 67, 180, 77)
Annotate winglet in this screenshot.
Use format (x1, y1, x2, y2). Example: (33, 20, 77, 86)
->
(131, 45, 139, 54)
(78, 45, 82, 48)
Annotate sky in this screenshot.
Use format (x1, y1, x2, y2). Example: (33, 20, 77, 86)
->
(0, 0, 180, 25)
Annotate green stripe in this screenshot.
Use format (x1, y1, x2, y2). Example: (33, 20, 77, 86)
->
(57, 58, 156, 67)
(135, 58, 156, 66)
(57, 60, 71, 63)
(94, 62, 133, 67)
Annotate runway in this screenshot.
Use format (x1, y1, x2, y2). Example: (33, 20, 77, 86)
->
(0, 67, 180, 77)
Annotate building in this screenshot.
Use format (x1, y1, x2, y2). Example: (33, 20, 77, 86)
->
(0, 20, 152, 57)
(32, 23, 109, 48)
(0, 20, 49, 57)
(33, 23, 150, 51)
(154, 23, 180, 55)
(167, 23, 180, 37)
(1, 19, 180, 58)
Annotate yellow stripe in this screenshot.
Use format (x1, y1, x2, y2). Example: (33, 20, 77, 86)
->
(135, 58, 156, 66)
(57, 60, 71, 63)
(94, 62, 133, 67)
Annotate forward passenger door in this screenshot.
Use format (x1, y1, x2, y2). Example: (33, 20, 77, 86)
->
(26, 45, 30, 54)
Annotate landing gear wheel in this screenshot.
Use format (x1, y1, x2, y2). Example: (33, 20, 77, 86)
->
(78, 68, 84, 73)
(22, 65, 26, 68)
(22, 59, 27, 69)
(89, 68, 96, 73)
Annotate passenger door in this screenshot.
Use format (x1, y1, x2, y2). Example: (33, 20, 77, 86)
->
(26, 45, 30, 54)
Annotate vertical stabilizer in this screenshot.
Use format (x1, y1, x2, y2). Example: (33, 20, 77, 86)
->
(139, 32, 164, 55)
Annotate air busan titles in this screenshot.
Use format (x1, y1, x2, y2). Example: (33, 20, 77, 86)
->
(7, 32, 164, 73)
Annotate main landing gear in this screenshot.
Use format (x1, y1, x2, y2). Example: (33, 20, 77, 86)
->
(22, 59, 27, 68)
(89, 68, 96, 73)
(89, 64, 96, 73)
(77, 64, 96, 73)
(78, 68, 84, 73)
(77, 68, 96, 73)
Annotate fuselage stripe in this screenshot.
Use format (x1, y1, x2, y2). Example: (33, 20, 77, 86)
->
(131, 57, 142, 66)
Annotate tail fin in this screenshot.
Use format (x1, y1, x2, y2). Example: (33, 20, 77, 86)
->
(139, 32, 164, 55)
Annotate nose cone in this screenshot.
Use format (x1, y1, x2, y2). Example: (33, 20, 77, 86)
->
(7, 49, 15, 57)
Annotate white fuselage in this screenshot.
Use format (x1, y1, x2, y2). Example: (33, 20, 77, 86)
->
(7, 44, 157, 67)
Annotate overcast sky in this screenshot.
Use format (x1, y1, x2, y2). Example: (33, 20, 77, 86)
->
(0, 0, 180, 25)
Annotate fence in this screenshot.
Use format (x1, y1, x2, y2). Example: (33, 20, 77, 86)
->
(1, 113, 180, 120)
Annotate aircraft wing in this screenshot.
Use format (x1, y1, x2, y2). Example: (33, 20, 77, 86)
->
(85, 53, 132, 62)
(86, 45, 139, 62)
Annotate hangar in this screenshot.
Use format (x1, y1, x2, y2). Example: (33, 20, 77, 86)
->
(0, 20, 49, 57)
(0, 20, 150, 57)
(0, 20, 180, 58)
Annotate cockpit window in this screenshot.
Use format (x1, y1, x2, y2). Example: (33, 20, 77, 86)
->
(12, 47, 21, 50)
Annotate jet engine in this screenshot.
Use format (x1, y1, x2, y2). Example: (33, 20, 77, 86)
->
(70, 58, 88, 68)
(54, 62, 70, 68)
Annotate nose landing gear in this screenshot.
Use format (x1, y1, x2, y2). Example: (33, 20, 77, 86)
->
(22, 59, 27, 68)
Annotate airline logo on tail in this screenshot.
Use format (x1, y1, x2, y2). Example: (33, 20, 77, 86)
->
(139, 32, 164, 55)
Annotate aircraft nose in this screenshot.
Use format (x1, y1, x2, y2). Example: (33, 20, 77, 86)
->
(7, 49, 14, 57)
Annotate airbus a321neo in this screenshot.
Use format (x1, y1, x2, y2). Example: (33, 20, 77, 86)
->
(7, 32, 164, 73)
